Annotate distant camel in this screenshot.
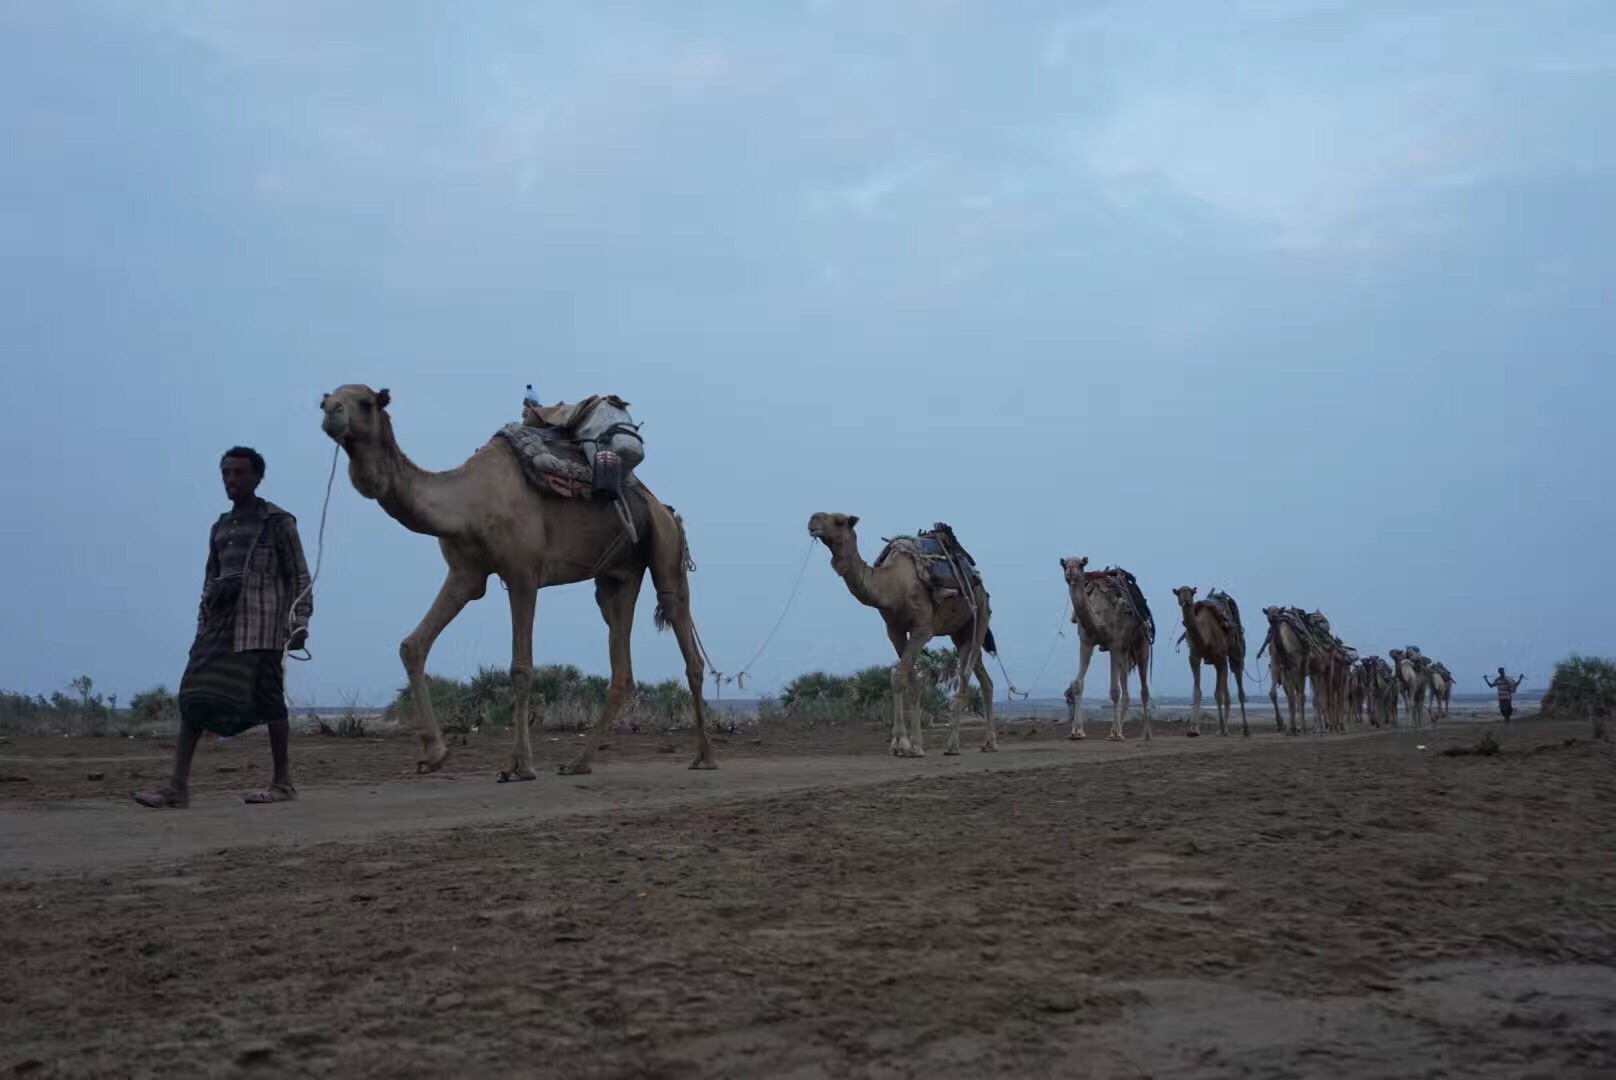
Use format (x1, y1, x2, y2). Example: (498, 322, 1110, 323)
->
(1172, 586, 1250, 737)
(1061, 557, 1154, 742)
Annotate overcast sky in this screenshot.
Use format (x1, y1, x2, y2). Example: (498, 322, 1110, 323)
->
(1, 0, 1611, 706)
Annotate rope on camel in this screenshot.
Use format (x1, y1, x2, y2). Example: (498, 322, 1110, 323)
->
(278, 444, 341, 709)
(697, 536, 816, 695)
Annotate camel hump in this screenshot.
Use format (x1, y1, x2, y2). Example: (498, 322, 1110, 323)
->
(873, 524, 985, 606)
(1088, 566, 1155, 644)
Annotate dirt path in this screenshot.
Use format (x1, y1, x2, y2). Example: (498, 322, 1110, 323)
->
(2, 727, 1273, 873)
(3, 719, 1613, 1079)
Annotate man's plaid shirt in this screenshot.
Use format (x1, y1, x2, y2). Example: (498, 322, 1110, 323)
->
(197, 500, 314, 653)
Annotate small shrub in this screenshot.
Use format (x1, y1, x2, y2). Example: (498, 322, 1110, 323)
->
(1541, 655, 1616, 741)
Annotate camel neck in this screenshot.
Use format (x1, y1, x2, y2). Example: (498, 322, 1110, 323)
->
(1068, 580, 1103, 641)
(351, 425, 461, 538)
(1179, 602, 1210, 655)
(832, 543, 883, 609)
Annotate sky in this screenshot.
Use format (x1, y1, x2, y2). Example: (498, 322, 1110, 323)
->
(1, 0, 1612, 707)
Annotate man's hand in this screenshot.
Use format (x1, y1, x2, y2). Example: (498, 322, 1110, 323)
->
(288, 627, 309, 651)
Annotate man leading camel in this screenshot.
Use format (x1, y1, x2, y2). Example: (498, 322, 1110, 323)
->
(1484, 667, 1525, 721)
(135, 447, 313, 808)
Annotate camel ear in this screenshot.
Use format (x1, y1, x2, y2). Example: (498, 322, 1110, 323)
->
(846, 515, 859, 528)
(320, 394, 329, 408)
(376, 388, 391, 409)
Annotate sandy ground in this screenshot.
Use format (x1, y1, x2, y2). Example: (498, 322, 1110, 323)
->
(1, 714, 1612, 1078)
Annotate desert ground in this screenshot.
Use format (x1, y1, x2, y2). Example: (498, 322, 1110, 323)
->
(2, 710, 1613, 1079)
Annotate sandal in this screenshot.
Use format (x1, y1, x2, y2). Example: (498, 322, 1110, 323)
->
(244, 784, 297, 804)
(133, 787, 188, 809)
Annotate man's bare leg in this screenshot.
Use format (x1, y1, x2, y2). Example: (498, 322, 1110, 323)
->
(245, 716, 297, 803)
(134, 720, 203, 808)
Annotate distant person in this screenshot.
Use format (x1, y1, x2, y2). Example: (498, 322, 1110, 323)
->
(1484, 667, 1525, 721)
(135, 447, 313, 808)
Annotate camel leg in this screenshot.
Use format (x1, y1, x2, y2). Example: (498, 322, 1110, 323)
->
(1136, 648, 1153, 743)
(975, 653, 996, 751)
(1067, 640, 1094, 740)
(892, 630, 929, 758)
(498, 576, 539, 782)
(943, 633, 976, 756)
(1214, 660, 1230, 737)
(662, 592, 716, 772)
(1188, 655, 1204, 736)
(1268, 657, 1284, 733)
(400, 568, 487, 773)
(1232, 662, 1249, 738)
(884, 625, 908, 755)
(1107, 657, 1127, 742)
(558, 574, 645, 775)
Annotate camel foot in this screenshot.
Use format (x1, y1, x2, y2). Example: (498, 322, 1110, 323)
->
(558, 758, 593, 776)
(1067, 731, 1086, 741)
(688, 757, 718, 771)
(979, 742, 998, 753)
(496, 768, 536, 783)
(943, 748, 961, 756)
(896, 747, 926, 759)
(416, 740, 449, 775)
(1185, 730, 1200, 738)
(1106, 732, 1125, 742)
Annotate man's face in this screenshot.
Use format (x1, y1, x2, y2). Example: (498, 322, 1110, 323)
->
(221, 456, 260, 503)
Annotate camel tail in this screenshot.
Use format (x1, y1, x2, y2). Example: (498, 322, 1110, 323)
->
(636, 482, 693, 635)
(983, 627, 999, 656)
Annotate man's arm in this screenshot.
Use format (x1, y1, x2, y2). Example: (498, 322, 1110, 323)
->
(1483, 676, 1497, 687)
(278, 515, 314, 640)
(197, 527, 220, 634)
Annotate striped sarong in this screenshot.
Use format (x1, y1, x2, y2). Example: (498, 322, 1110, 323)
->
(178, 577, 288, 737)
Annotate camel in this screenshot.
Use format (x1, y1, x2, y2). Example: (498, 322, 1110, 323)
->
(1430, 661, 1454, 718)
(806, 513, 997, 757)
(1390, 648, 1435, 729)
(1361, 656, 1399, 729)
(1346, 662, 1366, 726)
(1061, 557, 1154, 742)
(1260, 607, 1311, 735)
(1172, 586, 1249, 737)
(1298, 611, 1354, 734)
(320, 384, 714, 779)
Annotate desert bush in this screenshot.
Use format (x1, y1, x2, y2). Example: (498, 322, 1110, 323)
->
(128, 686, 181, 735)
(0, 677, 114, 736)
(774, 647, 984, 729)
(1541, 655, 1616, 740)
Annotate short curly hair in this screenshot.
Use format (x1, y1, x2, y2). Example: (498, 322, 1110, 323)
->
(221, 446, 266, 479)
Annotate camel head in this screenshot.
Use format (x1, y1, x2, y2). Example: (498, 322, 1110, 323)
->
(1262, 605, 1282, 623)
(321, 384, 394, 499)
(807, 511, 859, 554)
(1059, 556, 1090, 587)
(320, 384, 392, 449)
(1173, 585, 1198, 610)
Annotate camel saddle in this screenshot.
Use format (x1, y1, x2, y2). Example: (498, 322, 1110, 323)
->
(494, 422, 642, 501)
(1263, 607, 1318, 659)
(522, 393, 631, 435)
(1195, 589, 1245, 655)
(1361, 656, 1392, 678)
(874, 522, 985, 605)
(1082, 567, 1156, 645)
